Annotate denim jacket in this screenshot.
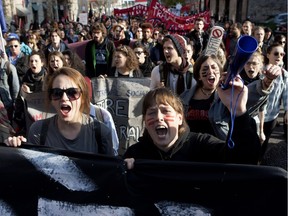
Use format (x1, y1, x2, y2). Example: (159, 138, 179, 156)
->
(181, 78, 273, 140)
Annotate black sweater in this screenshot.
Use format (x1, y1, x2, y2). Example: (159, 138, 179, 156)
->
(124, 112, 261, 164)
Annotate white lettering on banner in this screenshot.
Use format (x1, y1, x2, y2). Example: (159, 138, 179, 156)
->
(19, 149, 97, 191)
(96, 99, 128, 117)
(94, 90, 107, 98)
(116, 100, 127, 117)
(92, 78, 151, 155)
(0, 200, 15, 215)
(38, 198, 134, 216)
(126, 90, 147, 97)
(119, 125, 141, 141)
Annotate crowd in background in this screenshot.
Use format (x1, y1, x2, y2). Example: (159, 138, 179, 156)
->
(0, 13, 287, 170)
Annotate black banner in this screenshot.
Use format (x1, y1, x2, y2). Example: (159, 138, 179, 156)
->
(0, 144, 286, 216)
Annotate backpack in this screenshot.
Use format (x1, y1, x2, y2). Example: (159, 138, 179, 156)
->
(0, 61, 13, 96)
(159, 62, 194, 89)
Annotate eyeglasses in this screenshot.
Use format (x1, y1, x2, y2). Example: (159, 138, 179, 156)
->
(49, 88, 82, 101)
(9, 45, 19, 48)
(273, 52, 285, 57)
(280, 41, 286, 45)
(134, 51, 144, 55)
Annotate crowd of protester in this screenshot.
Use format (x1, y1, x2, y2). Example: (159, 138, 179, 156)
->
(0, 13, 287, 170)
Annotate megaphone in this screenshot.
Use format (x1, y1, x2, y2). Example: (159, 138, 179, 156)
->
(221, 35, 258, 90)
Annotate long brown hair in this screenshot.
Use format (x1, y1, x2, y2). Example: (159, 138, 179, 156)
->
(193, 54, 223, 87)
(112, 45, 139, 71)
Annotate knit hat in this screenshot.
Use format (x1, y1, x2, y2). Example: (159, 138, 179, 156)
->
(6, 33, 20, 42)
(164, 34, 187, 56)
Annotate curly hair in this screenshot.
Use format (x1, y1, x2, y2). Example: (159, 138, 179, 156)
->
(91, 23, 107, 38)
(113, 45, 139, 71)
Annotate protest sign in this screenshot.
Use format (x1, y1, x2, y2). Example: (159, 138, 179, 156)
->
(203, 26, 225, 56)
(91, 77, 151, 155)
(22, 91, 56, 134)
(78, 13, 88, 25)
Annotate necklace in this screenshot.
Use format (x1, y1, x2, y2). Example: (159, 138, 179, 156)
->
(200, 88, 213, 96)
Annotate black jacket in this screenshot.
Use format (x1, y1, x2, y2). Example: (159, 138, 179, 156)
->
(124, 112, 261, 164)
(85, 38, 115, 78)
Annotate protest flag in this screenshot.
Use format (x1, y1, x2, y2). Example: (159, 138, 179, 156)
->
(0, 0, 7, 53)
(0, 0, 7, 33)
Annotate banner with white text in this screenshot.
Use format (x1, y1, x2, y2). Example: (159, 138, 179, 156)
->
(0, 145, 286, 216)
(91, 77, 151, 155)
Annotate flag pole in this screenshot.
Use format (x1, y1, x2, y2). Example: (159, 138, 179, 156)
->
(0, 0, 7, 55)
(0, 24, 7, 56)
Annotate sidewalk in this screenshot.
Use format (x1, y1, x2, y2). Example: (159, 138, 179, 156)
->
(269, 109, 287, 145)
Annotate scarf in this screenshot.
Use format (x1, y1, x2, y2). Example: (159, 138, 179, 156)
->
(168, 57, 190, 95)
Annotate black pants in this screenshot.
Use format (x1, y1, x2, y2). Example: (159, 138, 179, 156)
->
(261, 118, 278, 158)
(284, 111, 287, 142)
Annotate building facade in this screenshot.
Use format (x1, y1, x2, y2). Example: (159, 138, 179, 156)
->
(2, 0, 287, 30)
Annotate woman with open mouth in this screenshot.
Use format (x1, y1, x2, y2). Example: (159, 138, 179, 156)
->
(124, 87, 261, 169)
(5, 67, 114, 156)
(183, 55, 222, 135)
(108, 45, 142, 78)
(45, 51, 68, 90)
(13, 50, 48, 135)
(260, 43, 288, 157)
(181, 53, 281, 140)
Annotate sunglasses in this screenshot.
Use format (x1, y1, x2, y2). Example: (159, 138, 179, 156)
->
(280, 41, 286, 44)
(273, 52, 285, 57)
(49, 88, 82, 101)
(9, 45, 19, 48)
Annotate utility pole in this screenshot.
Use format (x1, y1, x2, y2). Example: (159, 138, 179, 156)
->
(107, 0, 111, 15)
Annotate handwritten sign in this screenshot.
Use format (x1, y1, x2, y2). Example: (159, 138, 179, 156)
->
(91, 77, 151, 155)
(23, 91, 56, 135)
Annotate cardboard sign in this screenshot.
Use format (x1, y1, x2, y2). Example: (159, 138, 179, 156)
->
(23, 91, 56, 134)
(91, 77, 151, 155)
(78, 13, 88, 25)
(204, 26, 225, 56)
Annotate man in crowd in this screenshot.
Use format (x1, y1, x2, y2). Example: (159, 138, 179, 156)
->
(225, 22, 242, 59)
(134, 22, 155, 52)
(241, 20, 253, 36)
(186, 17, 209, 61)
(111, 23, 130, 48)
(150, 34, 195, 95)
(85, 23, 115, 78)
(44, 28, 70, 58)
